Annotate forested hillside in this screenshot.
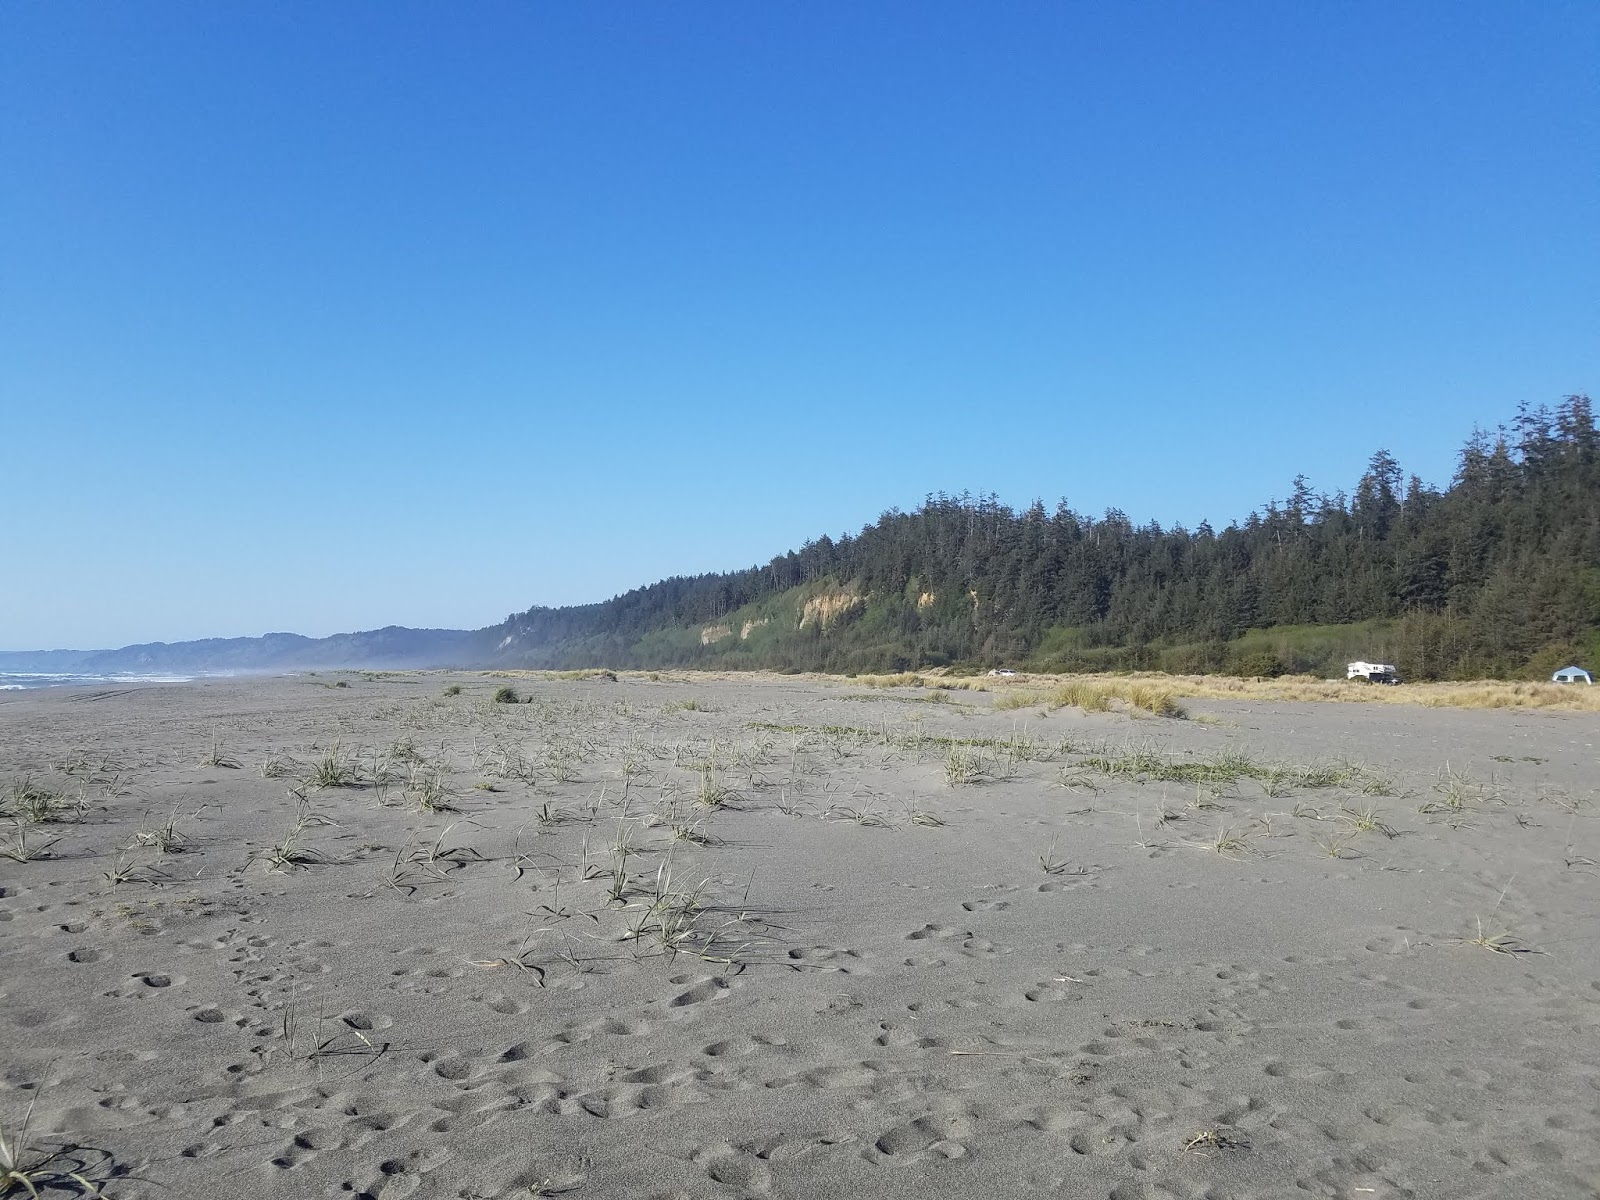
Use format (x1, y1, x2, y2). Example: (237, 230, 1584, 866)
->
(495, 397, 1600, 680)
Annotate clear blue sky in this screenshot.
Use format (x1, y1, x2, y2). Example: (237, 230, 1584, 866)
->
(3, 3, 1596, 649)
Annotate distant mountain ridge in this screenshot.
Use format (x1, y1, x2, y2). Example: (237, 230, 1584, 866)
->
(0, 626, 489, 675)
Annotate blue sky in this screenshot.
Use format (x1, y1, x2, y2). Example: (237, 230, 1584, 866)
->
(3, 3, 1596, 649)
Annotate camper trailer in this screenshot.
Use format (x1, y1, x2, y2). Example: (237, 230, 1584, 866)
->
(1347, 661, 1399, 684)
(1552, 666, 1593, 685)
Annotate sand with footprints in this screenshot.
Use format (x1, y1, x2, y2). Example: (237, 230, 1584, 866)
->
(2, 672, 1599, 1199)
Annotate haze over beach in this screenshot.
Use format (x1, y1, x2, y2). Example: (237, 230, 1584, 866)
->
(3, 6, 1599, 1200)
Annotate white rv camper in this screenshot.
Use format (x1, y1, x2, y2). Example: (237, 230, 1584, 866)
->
(1347, 661, 1399, 684)
(1552, 666, 1593, 685)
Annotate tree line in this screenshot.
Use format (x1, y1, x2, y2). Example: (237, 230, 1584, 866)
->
(498, 396, 1599, 679)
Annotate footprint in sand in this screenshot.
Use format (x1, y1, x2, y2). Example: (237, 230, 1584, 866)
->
(472, 992, 527, 1016)
(786, 946, 865, 972)
(568, 1081, 706, 1120)
(429, 1056, 475, 1082)
(869, 1110, 974, 1162)
(1363, 929, 1424, 955)
(1023, 983, 1082, 1003)
(339, 1144, 453, 1198)
(959, 935, 1007, 957)
(694, 1142, 774, 1194)
(874, 1022, 942, 1048)
(1037, 877, 1098, 893)
(552, 1014, 652, 1045)
(670, 977, 730, 1007)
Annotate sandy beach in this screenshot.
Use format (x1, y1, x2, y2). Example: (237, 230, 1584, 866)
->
(3, 671, 1598, 1199)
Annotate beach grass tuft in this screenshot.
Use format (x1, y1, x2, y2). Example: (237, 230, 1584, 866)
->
(1, 1080, 106, 1197)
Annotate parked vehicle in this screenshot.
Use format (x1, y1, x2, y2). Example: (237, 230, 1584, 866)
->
(1347, 661, 1400, 684)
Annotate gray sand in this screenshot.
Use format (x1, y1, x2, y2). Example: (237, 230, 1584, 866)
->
(2, 672, 1598, 1199)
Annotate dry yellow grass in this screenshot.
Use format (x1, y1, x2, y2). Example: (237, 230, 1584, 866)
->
(855, 672, 929, 689)
(982, 678, 1183, 717)
(471, 666, 1598, 712)
(1141, 672, 1600, 711)
(990, 691, 1036, 711)
(951, 671, 1600, 713)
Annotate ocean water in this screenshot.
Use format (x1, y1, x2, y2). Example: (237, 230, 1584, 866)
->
(0, 672, 197, 690)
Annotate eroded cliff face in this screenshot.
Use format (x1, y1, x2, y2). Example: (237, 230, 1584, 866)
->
(799, 591, 862, 630)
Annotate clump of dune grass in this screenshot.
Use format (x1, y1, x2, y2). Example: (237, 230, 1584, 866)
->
(256, 818, 327, 872)
(824, 802, 893, 828)
(252, 791, 341, 872)
(133, 810, 188, 854)
(1418, 765, 1492, 817)
(902, 796, 946, 827)
(0, 819, 59, 863)
(542, 738, 581, 783)
(1340, 803, 1397, 838)
(991, 691, 1038, 711)
(199, 728, 240, 769)
(1312, 830, 1359, 859)
(259, 752, 296, 779)
(1455, 878, 1539, 954)
(382, 841, 452, 897)
(1049, 682, 1113, 713)
(662, 808, 716, 845)
(1038, 835, 1077, 875)
(772, 788, 809, 817)
(3, 778, 85, 825)
(1042, 680, 1185, 717)
(2, 778, 47, 820)
(664, 697, 712, 713)
(304, 742, 360, 790)
(1001, 679, 1187, 718)
(1, 1077, 107, 1197)
(694, 767, 734, 809)
(1464, 915, 1536, 955)
(443, 684, 462, 697)
(1192, 822, 1252, 857)
(623, 854, 758, 965)
(943, 744, 991, 787)
(493, 685, 521, 705)
(102, 847, 171, 885)
(406, 763, 454, 812)
(855, 672, 927, 689)
(1122, 683, 1185, 717)
(389, 736, 426, 765)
